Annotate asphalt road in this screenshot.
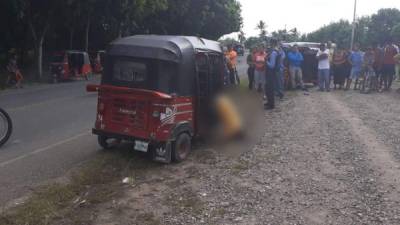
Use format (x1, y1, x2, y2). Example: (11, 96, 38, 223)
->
(0, 54, 249, 206)
(0, 80, 100, 205)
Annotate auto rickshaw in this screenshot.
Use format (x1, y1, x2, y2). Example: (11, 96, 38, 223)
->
(282, 42, 320, 86)
(50, 50, 92, 83)
(87, 35, 225, 163)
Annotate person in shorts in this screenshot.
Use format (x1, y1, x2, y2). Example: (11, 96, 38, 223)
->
(361, 47, 377, 92)
(253, 46, 267, 93)
(346, 43, 363, 90)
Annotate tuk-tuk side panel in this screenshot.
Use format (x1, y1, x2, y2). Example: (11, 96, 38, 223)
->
(152, 97, 194, 141)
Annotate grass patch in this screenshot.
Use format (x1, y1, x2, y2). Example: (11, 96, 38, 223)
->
(0, 150, 136, 225)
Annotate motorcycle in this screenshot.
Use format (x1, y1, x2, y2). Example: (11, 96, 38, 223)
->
(0, 108, 12, 147)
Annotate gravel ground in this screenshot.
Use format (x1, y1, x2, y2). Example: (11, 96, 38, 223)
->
(63, 88, 400, 225)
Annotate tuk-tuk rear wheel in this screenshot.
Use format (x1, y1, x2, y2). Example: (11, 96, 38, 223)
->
(172, 133, 191, 162)
(98, 135, 121, 150)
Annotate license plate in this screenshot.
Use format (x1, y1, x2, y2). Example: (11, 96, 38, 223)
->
(134, 141, 149, 152)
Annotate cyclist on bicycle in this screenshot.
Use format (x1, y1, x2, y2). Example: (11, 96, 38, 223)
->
(361, 47, 377, 93)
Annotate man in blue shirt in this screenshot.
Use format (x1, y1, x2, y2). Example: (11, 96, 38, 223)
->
(287, 44, 305, 90)
(346, 43, 364, 90)
(265, 39, 280, 110)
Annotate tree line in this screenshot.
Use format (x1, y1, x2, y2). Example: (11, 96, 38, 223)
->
(243, 8, 400, 50)
(1, 0, 242, 80)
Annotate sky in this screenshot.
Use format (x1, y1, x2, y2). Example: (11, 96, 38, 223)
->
(236, 0, 400, 37)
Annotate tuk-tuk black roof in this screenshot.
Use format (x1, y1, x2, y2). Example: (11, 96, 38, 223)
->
(107, 35, 222, 62)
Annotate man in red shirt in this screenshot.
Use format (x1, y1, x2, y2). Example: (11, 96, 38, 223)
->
(381, 41, 399, 91)
(252, 46, 267, 92)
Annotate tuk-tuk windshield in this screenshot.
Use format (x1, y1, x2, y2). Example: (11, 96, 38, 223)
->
(105, 58, 178, 95)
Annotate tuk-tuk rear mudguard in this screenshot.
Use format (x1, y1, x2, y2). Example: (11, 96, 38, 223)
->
(170, 122, 194, 141)
(152, 122, 193, 163)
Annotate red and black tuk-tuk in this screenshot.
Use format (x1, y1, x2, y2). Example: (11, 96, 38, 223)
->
(50, 50, 92, 83)
(87, 35, 224, 163)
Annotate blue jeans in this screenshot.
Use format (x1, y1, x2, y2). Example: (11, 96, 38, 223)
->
(275, 70, 284, 97)
(318, 69, 330, 91)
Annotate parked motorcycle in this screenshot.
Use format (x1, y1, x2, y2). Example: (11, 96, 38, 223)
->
(0, 108, 12, 147)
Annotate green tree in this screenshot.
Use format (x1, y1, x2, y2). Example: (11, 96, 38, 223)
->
(306, 20, 352, 48)
(21, 0, 61, 79)
(244, 36, 262, 49)
(392, 23, 400, 42)
(146, 0, 242, 40)
(238, 30, 246, 44)
(367, 8, 400, 44)
(256, 20, 267, 38)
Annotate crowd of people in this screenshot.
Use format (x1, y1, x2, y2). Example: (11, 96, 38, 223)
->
(229, 39, 400, 110)
(330, 41, 400, 92)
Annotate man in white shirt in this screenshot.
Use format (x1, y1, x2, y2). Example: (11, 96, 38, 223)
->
(316, 43, 331, 92)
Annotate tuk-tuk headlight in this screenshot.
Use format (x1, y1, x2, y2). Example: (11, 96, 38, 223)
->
(152, 111, 160, 118)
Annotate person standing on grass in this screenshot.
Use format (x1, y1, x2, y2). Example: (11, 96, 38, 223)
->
(287, 44, 305, 90)
(247, 48, 256, 90)
(346, 43, 364, 91)
(253, 46, 267, 93)
(316, 43, 331, 92)
(332, 47, 348, 90)
(381, 41, 398, 91)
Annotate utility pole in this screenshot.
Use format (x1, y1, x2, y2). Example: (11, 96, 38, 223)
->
(350, 0, 357, 50)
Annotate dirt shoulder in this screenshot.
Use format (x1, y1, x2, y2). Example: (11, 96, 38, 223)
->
(4, 88, 400, 225)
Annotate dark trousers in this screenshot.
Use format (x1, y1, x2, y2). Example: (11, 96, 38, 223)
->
(265, 71, 276, 108)
(381, 64, 395, 89)
(247, 67, 255, 90)
(229, 67, 240, 85)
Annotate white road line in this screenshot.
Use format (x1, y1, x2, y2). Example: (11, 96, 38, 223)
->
(0, 131, 91, 168)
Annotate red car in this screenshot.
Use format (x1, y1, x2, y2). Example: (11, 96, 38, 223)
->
(87, 35, 224, 163)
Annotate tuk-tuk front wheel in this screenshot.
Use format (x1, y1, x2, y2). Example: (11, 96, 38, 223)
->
(98, 135, 121, 150)
(172, 133, 191, 162)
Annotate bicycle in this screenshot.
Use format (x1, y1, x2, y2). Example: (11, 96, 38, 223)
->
(0, 108, 12, 147)
(360, 67, 377, 94)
